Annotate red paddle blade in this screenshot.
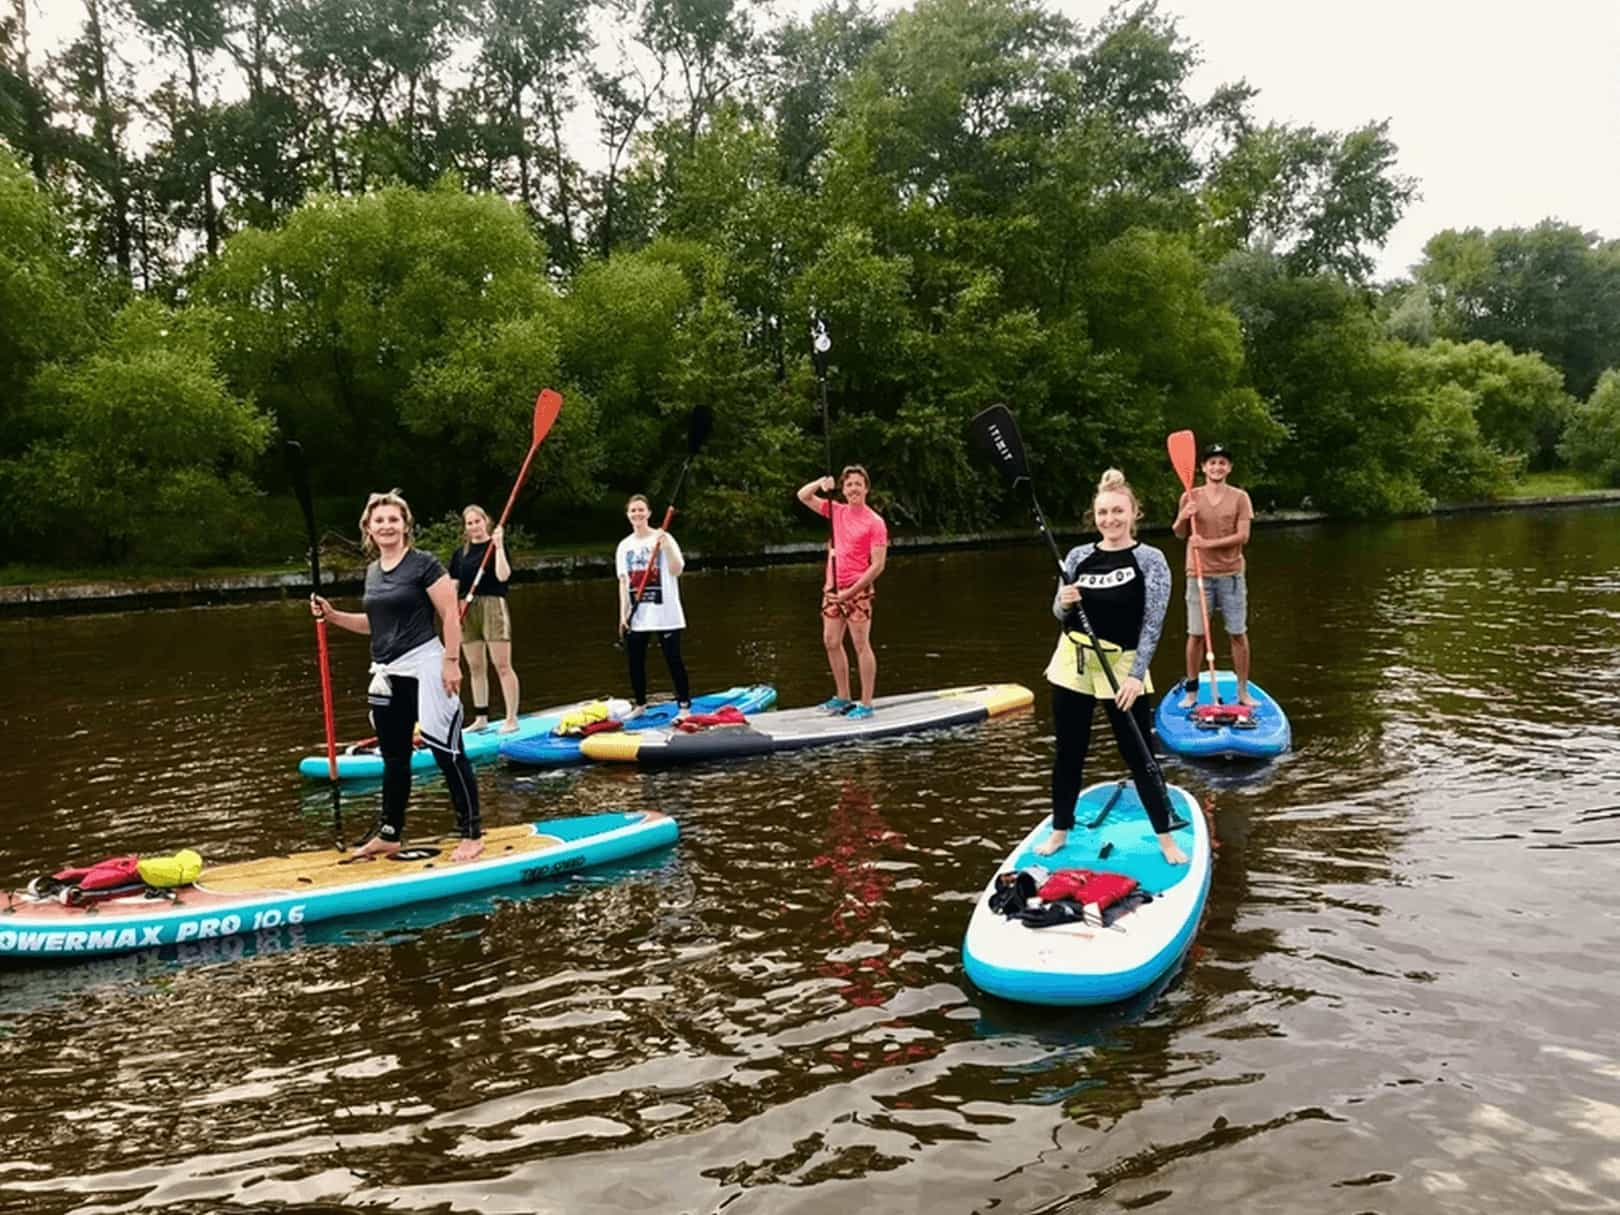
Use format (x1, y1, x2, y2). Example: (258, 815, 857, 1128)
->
(1167, 429, 1198, 491)
(532, 388, 564, 448)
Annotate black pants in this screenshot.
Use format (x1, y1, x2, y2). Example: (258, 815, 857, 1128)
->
(371, 675, 481, 842)
(1050, 683, 1172, 834)
(625, 629, 691, 707)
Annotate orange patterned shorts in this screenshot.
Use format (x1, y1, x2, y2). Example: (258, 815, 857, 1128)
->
(821, 587, 875, 622)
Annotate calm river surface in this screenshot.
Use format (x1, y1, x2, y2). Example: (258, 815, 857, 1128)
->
(1, 507, 1618, 1214)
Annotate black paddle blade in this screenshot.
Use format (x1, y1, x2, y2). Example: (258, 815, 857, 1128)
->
(687, 404, 714, 455)
(284, 440, 321, 587)
(970, 404, 1029, 484)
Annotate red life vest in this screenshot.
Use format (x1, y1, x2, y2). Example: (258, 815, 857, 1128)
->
(1037, 868, 1140, 910)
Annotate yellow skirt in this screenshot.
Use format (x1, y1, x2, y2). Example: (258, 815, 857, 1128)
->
(1043, 633, 1154, 700)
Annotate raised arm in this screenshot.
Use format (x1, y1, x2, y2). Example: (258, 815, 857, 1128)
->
(797, 476, 834, 513)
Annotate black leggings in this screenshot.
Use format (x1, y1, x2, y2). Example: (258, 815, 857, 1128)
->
(371, 675, 481, 842)
(1050, 683, 1172, 834)
(625, 629, 691, 707)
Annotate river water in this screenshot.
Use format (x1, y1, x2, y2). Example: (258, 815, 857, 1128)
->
(1, 507, 1617, 1214)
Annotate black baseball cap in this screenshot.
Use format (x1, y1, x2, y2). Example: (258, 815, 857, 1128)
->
(1201, 443, 1232, 462)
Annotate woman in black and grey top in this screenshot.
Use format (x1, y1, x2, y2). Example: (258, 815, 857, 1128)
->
(311, 489, 484, 863)
(1039, 468, 1187, 866)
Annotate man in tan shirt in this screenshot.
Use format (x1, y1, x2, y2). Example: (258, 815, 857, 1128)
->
(1172, 443, 1256, 707)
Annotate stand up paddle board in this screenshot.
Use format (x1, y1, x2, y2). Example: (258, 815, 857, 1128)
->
(0, 811, 676, 960)
(499, 685, 778, 767)
(962, 780, 1210, 1007)
(297, 697, 634, 782)
(579, 684, 1034, 767)
(1154, 671, 1290, 760)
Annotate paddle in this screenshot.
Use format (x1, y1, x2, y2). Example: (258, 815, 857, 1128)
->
(1168, 429, 1222, 707)
(460, 388, 564, 620)
(620, 404, 714, 640)
(286, 438, 343, 846)
(810, 315, 838, 588)
(969, 403, 1173, 807)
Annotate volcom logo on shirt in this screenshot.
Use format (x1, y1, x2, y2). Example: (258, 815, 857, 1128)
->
(1073, 566, 1137, 591)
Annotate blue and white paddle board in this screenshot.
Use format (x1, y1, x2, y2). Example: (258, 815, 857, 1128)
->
(498, 684, 778, 767)
(962, 781, 1210, 1007)
(1154, 671, 1290, 760)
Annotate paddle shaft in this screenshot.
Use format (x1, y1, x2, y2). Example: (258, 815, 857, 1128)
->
(813, 321, 839, 589)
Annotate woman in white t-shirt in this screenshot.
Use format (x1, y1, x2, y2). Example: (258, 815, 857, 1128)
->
(615, 494, 692, 717)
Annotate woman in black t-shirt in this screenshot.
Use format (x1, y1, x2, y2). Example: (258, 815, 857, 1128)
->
(1039, 468, 1186, 866)
(448, 504, 520, 733)
(310, 489, 484, 863)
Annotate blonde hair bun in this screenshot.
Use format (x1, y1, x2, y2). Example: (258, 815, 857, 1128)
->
(1097, 467, 1128, 494)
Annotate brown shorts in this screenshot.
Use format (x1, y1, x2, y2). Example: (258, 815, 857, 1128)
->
(821, 586, 875, 622)
(463, 596, 512, 644)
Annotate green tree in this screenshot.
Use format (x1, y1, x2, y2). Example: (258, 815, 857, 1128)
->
(0, 298, 271, 562)
(1416, 221, 1620, 399)
(1202, 120, 1416, 281)
(198, 181, 555, 503)
(1402, 339, 1573, 468)
(1560, 369, 1620, 486)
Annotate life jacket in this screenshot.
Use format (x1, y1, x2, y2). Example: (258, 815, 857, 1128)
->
(553, 701, 616, 736)
(674, 706, 749, 733)
(137, 849, 203, 888)
(1192, 701, 1255, 728)
(53, 854, 140, 890)
(1037, 868, 1139, 909)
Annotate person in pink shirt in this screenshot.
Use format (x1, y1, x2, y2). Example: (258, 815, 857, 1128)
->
(796, 465, 888, 718)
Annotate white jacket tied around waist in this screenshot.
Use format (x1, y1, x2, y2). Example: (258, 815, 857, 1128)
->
(367, 638, 463, 755)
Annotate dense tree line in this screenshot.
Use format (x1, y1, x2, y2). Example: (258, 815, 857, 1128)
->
(2, 0, 1617, 568)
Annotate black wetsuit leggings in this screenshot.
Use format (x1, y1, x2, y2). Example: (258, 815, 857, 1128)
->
(1050, 683, 1172, 834)
(371, 675, 481, 842)
(625, 628, 691, 707)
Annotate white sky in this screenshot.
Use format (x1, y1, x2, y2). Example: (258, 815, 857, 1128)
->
(22, 0, 1620, 280)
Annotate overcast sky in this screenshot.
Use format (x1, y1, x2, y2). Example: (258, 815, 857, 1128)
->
(23, 0, 1620, 280)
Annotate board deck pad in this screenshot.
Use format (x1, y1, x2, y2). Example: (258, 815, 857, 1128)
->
(579, 684, 1034, 766)
(196, 823, 565, 894)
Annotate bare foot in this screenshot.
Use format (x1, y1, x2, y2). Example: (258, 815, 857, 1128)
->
(1158, 837, 1189, 865)
(1034, 829, 1068, 857)
(469, 717, 490, 733)
(450, 838, 485, 863)
(499, 718, 520, 734)
(1237, 690, 1258, 707)
(353, 838, 401, 860)
(1178, 691, 1196, 709)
